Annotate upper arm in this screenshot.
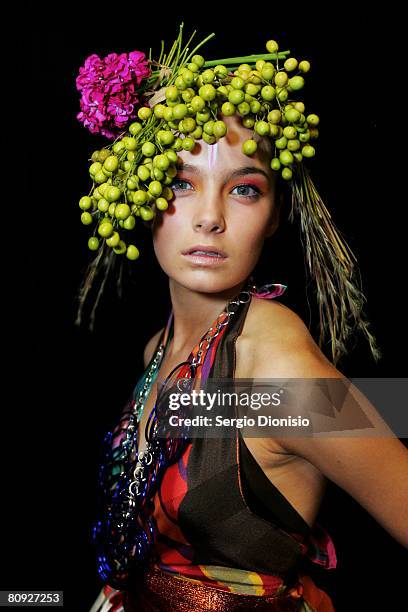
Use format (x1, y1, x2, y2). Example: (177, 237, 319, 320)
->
(143, 327, 165, 368)
(251, 311, 408, 548)
(284, 434, 408, 548)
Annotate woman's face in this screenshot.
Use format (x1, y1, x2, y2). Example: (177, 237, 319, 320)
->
(151, 114, 280, 294)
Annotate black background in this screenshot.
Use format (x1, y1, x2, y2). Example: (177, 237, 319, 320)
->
(5, 5, 406, 611)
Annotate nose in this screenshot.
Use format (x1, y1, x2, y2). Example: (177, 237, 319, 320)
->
(192, 193, 226, 234)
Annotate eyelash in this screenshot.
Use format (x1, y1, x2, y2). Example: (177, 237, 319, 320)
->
(170, 179, 262, 200)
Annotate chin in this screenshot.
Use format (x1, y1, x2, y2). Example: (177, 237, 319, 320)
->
(170, 268, 249, 296)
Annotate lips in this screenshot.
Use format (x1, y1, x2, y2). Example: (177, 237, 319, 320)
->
(182, 245, 227, 258)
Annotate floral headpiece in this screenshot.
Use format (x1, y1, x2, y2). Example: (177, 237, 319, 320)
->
(75, 23, 381, 366)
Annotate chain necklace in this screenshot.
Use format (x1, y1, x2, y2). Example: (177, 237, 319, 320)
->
(93, 276, 256, 588)
(127, 277, 255, 502)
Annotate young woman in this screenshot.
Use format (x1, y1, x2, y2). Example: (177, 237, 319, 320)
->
(88, 114, 408, 611)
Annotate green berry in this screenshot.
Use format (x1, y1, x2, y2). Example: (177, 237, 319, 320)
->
(97, 198, 110, 213)
(155, 197, 169, 211)
(165, 150, 178, 164)
(115, 203, 131, 220)
(293, 102, 306, 113)
(154, 154, 170, 171)
(141, 142, 156, 157)
(153, 104, 166, 119)
(173, 104, 188, 120)
(199, 84, 216, 101)
(261, 85, 276, 101)
(288, 76, 305, 91)
(283, 126, 297, 140)
(279, 150, 294, 166)
(113, 240, 127, 255)
(221, 101, 235, 116)
(191, 96, 206, 112)
(242, 139, 257, 155)
(187, 62, 199, 73)
(268, 109, 281, 124)
(275, 136, 288, 150)
(281, 167, 293, 181)
(166, 85, 179, 101)
(140, 206, 154, 221)
(302, 145, 316, 158)
(191, 54, 205, 68)
(126, 245, 140, 260)
(299, 131, 311, 143)
(133, 190, 148, 205)
(98, 222, 113, 238)
(148, 181, 163, 197)
(242, 116, 255, 129)
(88, 237, 99, 250)
(287, 139, 301, 151)
(237, 101, 251, 116)
(89, 161, 102, 176)
(202, 69, 215, 83)
(123, 215, 136, 230)
(123, 137, 137, 151)
(285, 108, 301, 123)
(137, 165, 151, 182)
(299, 61, 311, 73)
(255, 121, 270, 136)
(213, 120, 227, 138)
(106, 231, 121, 247)
(103, 156, 119, 172)
(266, 40, 279, 53)
(113, 141, 126, 156)
(182, 137, 195, 151)
(181, 117, 196, 132)
(138, 106, 152, 120)
(175, 75, 187, 90)
(81, 211, 93, 225)
(250, 99, 261, 114)
(231, 76, 245, 90)
(275, 72, 288, 87)
(105, 186, 121, 202)
(203, 120, 215, 136)
(284, 58, 298, 72)
(306, 114, 320, 126)
(228, 89, 245, 105)
(202, 133, 216, 145)
(127, 177, 139, 190)
(79, 196, 92, 210)
(277, 87, 288, 102)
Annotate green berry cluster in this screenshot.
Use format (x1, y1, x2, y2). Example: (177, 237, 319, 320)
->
(79, 38, 319, 260)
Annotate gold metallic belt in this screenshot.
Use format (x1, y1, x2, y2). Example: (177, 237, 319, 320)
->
(124, 565, 302, 611)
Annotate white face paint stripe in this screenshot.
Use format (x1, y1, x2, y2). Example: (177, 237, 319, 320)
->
(207, 142, 219, 170)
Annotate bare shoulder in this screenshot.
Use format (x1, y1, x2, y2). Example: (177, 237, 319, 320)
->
(143, 327, 165, 368)
(237, 296, 339, 378)
(236, 296, 344, 455)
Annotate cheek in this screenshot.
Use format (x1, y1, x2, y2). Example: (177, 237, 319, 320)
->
(152, 204, 186, 255)
(229, 206, 270, 250)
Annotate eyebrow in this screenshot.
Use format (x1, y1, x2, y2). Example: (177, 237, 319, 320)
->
(175, 162, 272, 184)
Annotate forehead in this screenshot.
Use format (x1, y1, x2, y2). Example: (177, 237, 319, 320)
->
(177, 114, 273, 173)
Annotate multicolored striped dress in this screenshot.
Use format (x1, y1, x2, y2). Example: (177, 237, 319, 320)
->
(89, 284, 337, 612)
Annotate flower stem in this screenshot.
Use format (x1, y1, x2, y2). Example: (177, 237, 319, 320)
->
(203, 51, 290, 67)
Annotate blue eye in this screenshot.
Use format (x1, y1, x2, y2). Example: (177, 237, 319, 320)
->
(231, 184, 261, 198)
(170, 179, 193, 191)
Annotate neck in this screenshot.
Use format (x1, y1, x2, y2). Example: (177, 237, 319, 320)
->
(167, 277, 250, 358)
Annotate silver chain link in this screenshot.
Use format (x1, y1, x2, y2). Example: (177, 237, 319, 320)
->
(126, 279, 255, 500)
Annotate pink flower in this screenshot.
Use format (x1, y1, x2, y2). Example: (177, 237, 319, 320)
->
(76, 50, 151, 138)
